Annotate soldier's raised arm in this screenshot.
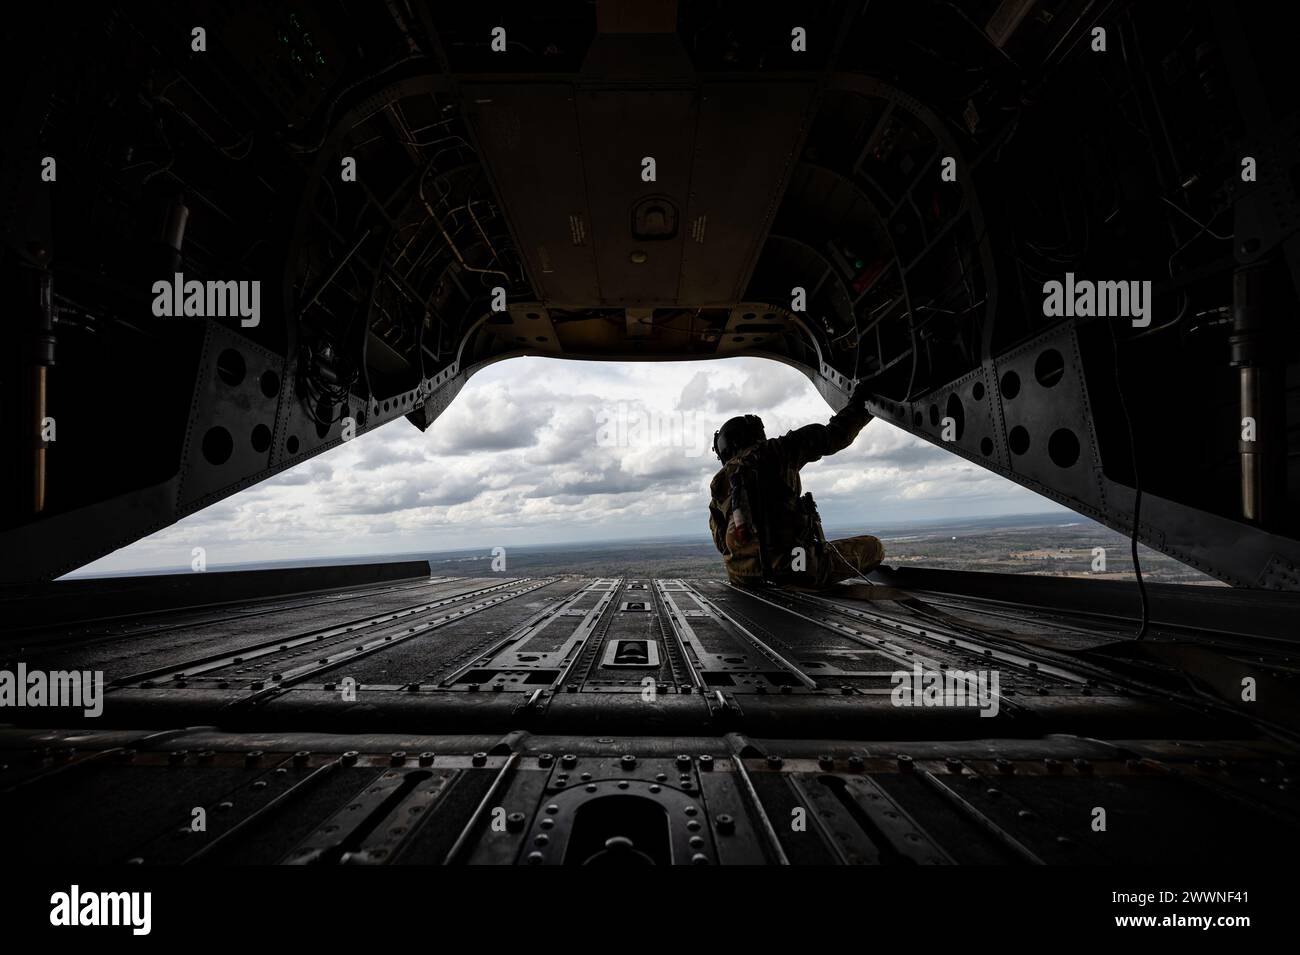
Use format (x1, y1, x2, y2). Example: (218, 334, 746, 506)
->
(770, 384, 874, 470)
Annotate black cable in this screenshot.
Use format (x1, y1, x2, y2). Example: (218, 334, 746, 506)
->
(1125, 203, 1233, 342)
(1108, 320, 1149, 639)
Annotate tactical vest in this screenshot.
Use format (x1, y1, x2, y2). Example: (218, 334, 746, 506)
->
(718, 445, 827, 584)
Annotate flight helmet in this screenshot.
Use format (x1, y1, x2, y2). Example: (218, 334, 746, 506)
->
(713, 415, 766, 463)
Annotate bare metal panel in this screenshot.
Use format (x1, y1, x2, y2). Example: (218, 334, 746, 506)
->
(465, 84, 600, 305)
(576, 87, 697, 306)
(469, 80, 815, 309)
(679, 82, 818, 303)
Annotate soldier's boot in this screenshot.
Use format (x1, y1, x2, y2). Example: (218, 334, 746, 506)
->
(821, 535, 885, 583)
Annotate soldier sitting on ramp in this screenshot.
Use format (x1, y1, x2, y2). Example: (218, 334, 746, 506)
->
(708, 384, 883, 589)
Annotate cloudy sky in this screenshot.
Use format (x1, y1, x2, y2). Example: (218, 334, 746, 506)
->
(73, 357, 1066, 574)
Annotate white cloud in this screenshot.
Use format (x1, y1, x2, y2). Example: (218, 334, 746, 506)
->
(71, 357, 1066, 574)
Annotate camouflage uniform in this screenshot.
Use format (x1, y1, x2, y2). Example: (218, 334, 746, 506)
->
(708, 403, 884, 588)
